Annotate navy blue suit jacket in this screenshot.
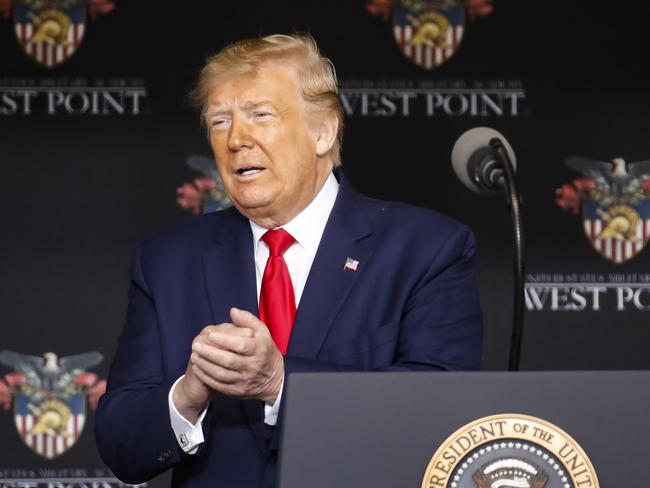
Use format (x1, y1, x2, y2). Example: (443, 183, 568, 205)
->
(95, 173, 482, 487)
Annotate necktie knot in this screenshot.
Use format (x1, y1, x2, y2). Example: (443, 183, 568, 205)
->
(262, 228, 295, 257)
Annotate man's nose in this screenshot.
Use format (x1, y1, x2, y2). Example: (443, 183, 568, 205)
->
(227, 118, 254, 151)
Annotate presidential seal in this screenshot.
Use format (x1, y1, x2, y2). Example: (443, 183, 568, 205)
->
(421, 414, 599, 488)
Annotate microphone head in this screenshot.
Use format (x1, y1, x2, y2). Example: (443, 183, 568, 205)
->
(451, 127, 517, 193)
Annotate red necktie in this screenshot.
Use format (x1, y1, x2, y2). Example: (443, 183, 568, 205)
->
(259, 228, 296, 355)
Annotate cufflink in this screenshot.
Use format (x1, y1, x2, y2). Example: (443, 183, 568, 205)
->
(179, 433, 189, 447)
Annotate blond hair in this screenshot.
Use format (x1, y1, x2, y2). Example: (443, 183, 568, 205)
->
(191, 33, 344, 166)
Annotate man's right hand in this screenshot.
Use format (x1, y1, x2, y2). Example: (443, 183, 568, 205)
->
(172, 323, 255, 423)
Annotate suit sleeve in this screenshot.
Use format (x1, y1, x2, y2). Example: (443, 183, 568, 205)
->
(95, 243, 194, 483)
(391, 224, 483, 371)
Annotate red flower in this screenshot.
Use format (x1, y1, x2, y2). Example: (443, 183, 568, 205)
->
(466, 0, 494, 22)
(366, 0, 396, 22)
(74, 372, 107, 411)
(176, 177, 217, 215)
(573, 178, 596, 193)
(88, 0, 115, 20)
(366, 0, 495, 23)
(0, 372, 27, 411)
(0, 0, 12, 19)
(555, 178, 595, 215)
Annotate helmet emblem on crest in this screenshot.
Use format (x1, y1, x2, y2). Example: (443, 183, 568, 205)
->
(0, 350, 106, 459)
(0, 0, 115, 68)
(555, 156, 650, 263)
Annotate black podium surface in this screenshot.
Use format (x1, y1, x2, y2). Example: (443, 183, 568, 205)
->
(278, 371, 650, 487)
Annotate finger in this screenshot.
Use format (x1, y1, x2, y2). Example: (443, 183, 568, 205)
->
(192, 342, 246, 371)
(191, 366, 249, 400)
(206, 330, 255, 356)
(191, 353, 240, 384)
(191, 364, 228, 393)
(230, 307, 268, 335)
(213, 324, 255, 338)
(193, 325, 253, 353)
(199, 323, 254, 338)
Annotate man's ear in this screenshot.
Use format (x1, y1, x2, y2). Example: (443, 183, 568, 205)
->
(314, 113, 338, 157)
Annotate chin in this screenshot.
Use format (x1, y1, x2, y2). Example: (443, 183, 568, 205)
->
(232, 194, 276, 215)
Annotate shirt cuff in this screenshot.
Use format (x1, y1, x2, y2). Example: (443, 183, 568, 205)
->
(263, 376, 284, 426)
(168, 375, 207, 454)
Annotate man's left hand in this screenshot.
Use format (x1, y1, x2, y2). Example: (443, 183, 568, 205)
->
(189, 307, 284, 405)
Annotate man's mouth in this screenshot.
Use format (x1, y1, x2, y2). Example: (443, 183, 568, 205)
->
(235, 166, 265, 177)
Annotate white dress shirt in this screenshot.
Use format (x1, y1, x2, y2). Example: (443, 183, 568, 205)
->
(168, 172, 339, 453)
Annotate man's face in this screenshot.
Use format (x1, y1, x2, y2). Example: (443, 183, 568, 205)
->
(206, 63, 333, 228)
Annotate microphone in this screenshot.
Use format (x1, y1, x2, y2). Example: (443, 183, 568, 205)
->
(451, 127, 517, 193)
(451, 127, 525, 372)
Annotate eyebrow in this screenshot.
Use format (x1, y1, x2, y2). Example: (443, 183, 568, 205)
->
(241, 100, 276, 111)
(205, 100, 277, 119)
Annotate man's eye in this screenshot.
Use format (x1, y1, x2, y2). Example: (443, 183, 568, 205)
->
(211, 118, 230, 128)
(253, 112, 273, 120)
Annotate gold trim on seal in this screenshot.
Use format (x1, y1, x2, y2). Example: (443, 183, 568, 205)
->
(421, 413, 599, 488)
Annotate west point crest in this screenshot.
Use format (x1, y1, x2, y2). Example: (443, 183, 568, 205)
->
(0, 0, 114, 68)
(393, 0, 465, 70)
(555, 156, 650, 264)
(366, 0, 494, 71)
(0, 350, 106, 459)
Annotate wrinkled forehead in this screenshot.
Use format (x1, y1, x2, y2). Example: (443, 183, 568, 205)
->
(206, 60, 303, 108)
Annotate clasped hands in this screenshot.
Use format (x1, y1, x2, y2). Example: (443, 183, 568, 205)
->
(172, 307, 284, 423)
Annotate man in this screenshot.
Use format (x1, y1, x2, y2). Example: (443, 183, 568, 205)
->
(95, 34, 482, 487)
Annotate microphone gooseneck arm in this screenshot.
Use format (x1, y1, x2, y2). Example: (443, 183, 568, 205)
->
(490, 137, 525, 372)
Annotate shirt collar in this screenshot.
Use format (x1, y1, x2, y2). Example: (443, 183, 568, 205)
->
(249, 172, 339, 257)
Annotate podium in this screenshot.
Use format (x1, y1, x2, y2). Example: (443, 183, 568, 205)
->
(277, 371, 650, 487)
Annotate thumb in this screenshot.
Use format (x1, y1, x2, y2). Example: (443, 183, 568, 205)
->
(230, 307, 267, 334)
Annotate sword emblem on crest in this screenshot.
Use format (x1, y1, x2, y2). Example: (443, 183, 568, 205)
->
(0, 350, 106, 459)
(0, 0, 115, 68)
(366, 0, 494, 70)
(555, 156, 650, 263)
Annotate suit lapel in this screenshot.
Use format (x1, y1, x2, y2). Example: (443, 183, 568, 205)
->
(202, 209, 258, 322)
(201, 210, 270, 456)
(287, 174, 375, 359)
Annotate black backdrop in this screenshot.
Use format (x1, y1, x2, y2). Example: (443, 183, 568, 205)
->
(1, 1, 649, 485)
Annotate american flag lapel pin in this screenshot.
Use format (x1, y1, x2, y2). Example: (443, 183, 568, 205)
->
(343, 257, 359, 271)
